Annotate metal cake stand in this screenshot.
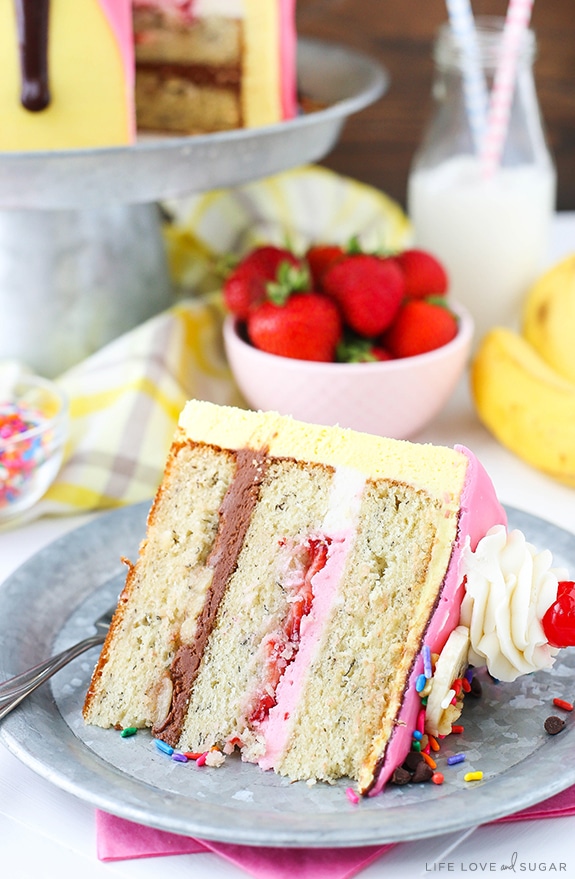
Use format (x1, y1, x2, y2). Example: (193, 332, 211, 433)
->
(0, 38, 387, 377)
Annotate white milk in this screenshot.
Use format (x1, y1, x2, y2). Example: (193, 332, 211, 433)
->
(407, 155, 556, 344)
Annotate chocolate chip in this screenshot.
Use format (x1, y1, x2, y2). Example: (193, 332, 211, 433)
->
(412, 761, 434, 784)
(403, 751, 424, 772)
(544, 715, 566, 735)
(468, 676, 483, 698)
(390, 766, 412, 785)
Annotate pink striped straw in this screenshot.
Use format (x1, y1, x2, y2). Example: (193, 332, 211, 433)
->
(480, 0, 535, 178)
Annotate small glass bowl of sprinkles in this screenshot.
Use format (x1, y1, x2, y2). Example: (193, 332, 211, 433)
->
(0, 369, 68, 522)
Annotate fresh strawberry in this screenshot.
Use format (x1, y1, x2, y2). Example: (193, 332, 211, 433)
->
(322, 254, 405, 337)
(394, 249, 449, 300)
(239, 245, 296, 271)
(305, 244, 346, 289)
(247, 293, 342, 361)
(336, 336, 392, 363)
(382, 298, 458, 358)
(223, 245, 304, 319)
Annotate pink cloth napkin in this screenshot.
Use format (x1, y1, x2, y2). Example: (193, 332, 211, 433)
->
(96, 784, 575, 876)
(494, 784, 575, 823)
(96, 811, 390, 878)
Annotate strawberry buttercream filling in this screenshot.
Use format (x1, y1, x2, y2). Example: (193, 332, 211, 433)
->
(243, 465, 366, 770)
(257, 529, 356, 771)
(248, 537, 330, 726)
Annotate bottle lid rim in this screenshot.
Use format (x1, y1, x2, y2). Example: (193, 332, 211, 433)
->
(435, 14, 536, 69)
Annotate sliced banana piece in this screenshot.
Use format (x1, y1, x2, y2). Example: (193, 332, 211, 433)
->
(425, 625, 470, 737)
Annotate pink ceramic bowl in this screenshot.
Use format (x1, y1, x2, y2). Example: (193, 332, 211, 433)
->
(223, 302, 474, 439)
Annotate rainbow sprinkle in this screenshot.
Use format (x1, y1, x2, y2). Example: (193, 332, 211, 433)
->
(447, 753, 466, 766)
(172, 752, 189, 763)
(464, 771, 483, 782)
(423, 645, 433, 678)
(120, 727, 137, 738)
(415, 673, 427, 693)
(0, 402, 52, 509)
(553, 698, 573, 712)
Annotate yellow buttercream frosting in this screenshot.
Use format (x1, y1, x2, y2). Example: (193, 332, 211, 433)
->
(0, 0, 133, 151)
(242, 0, 281, 127)
(178, 399, 468, 509)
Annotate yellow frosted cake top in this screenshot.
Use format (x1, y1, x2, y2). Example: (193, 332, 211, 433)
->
(178, 400, 468, 510)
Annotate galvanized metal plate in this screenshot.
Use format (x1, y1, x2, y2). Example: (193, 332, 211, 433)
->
(1, 503, 574, 847)
(0, 38, 388, 209)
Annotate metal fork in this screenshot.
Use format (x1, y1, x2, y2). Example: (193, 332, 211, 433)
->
(0, 605, 115, 721)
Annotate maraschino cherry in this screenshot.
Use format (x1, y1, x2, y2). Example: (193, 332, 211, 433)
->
(542, 581, 575, 649)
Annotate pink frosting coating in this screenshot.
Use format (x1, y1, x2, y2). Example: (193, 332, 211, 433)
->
(278, 0, 297, 119)
(367, 445, 507, 796)
(98, 1, 135, 135)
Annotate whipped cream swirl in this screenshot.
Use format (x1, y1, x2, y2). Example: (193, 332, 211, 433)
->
(460, 525, 568, 682)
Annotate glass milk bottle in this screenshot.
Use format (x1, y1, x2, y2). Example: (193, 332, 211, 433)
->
(407, 16, 556, 345)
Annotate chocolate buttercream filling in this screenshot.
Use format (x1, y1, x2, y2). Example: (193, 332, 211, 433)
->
(15, 0, 51, 112)
(136, 61, 241, 90)
(153, 446, 268, 746)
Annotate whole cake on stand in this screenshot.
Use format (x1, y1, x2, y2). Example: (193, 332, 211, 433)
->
(0, 0, 387, 377)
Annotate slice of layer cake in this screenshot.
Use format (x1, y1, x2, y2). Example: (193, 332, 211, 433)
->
(0, 0, 134, 151)
(132, 0, 297, 133)
(84, 400, 511, 795)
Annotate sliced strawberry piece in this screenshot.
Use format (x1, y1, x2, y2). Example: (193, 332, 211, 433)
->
(285, 539, 327, 640)
(249, 691, 277, 724)
(248, 537, 330, 725)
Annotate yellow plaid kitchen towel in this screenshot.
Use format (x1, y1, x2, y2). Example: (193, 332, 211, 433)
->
(36, 295, 243, 518)
(2, 167, 409, 527)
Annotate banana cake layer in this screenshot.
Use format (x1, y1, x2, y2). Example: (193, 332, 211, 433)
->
(133, 0, 297, 133)
(83, 400, 505, 795)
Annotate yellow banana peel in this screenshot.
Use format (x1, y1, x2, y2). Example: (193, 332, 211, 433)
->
(522, 254, 575, 384)
(471, 327, 575, 487)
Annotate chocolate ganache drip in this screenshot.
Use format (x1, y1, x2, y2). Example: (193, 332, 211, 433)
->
(15, 0, 51, 112)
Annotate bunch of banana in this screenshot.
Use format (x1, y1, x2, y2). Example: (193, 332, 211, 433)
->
(471, 255, 575, 487)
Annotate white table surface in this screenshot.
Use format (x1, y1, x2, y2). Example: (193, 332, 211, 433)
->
(2, 214, 575, 878)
